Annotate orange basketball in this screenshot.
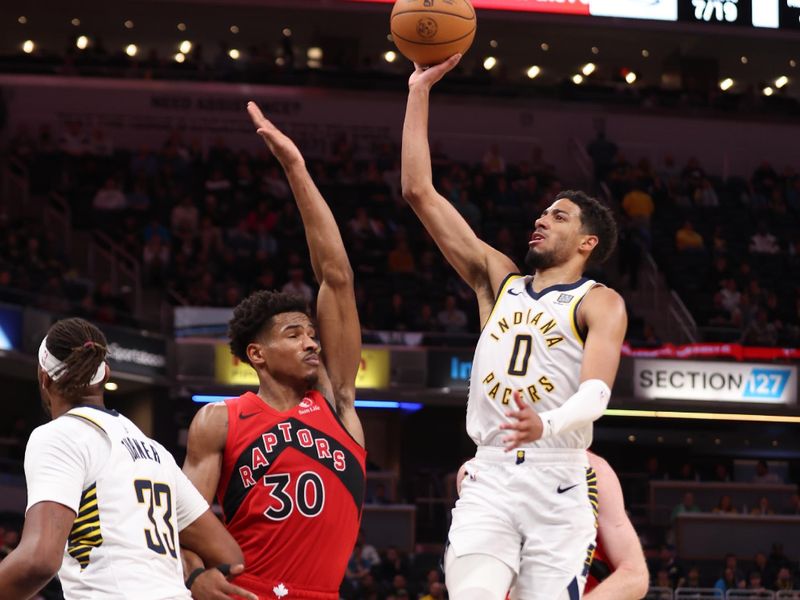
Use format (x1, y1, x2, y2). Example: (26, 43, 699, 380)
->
(390, 0, 476, 66)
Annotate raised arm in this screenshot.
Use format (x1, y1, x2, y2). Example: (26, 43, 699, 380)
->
(584, 453, 649, 600)
(247, 102, 364, 447)
(401, 55, 517, 323)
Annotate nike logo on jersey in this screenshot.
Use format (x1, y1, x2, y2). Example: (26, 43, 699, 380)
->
(239, 411, 259, 420)
(557, 483, 579, 494)
(508, 289, 521, 296)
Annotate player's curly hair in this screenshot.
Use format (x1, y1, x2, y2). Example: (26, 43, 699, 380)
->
(228, 290, 309, 365)
(556, 190, 618, 265)
(46, 318, 108, 398)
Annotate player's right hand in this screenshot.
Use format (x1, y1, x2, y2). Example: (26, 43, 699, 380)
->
(189, 563, 258, 600)
(408, 54, 461, 91)
(247, 101, 304, 171)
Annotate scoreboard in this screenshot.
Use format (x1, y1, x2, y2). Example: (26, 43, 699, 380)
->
(350, 0, 800, 29)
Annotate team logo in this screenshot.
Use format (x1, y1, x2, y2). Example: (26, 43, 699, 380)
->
(299, 398, 314, 409)
(273, 583, 289, 598)
(556, 293, 574, 304)
(416, 17, 438, 39)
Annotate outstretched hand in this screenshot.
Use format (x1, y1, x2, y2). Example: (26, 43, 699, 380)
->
(246, 101, 304, 170)
(189, 564, 258, 600)
(499, 391, 544, 451)
(408, 54, 462, 90)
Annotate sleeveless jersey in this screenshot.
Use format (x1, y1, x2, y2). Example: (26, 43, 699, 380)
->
(468, 274, 600, 449)
(56, 406, 202, 599)
(217, 391, 366, 599)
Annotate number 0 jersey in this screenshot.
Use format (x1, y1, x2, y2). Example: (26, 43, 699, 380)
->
(217, 391, 366, 599)
(468, 274, 601, 449)
(24, 405, 208, 600)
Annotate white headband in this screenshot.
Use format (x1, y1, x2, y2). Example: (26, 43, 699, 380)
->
(38, 336, 107, 386)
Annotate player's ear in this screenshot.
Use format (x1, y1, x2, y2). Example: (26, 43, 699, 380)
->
(580, 234, 598, 254)
(246, 342, 267, 368)
(38, 366, 52, 390)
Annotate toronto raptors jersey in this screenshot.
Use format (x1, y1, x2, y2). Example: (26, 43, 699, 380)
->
(468, 274, 601, 449)
(217, 390, 366, 599)
(585, 542, 611, 593)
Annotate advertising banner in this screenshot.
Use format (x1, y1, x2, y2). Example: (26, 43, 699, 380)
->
(426, 349, 474, 389)
(101, 324, 168, 378)
(0, 305, 22, 351)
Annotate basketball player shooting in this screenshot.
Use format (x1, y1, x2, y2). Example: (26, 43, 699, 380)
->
(181, 102, 366, 600)
(0, 318, 254, 600)
(402, 55, 628, 599)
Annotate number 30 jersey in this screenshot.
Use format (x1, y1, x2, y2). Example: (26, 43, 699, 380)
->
(467, 274, 601, 449)
(216, 391, 366, 599)
(24, 405, 208, 600)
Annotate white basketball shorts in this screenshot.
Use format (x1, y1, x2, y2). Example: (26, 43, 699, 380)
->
(447, 446, 598, 600)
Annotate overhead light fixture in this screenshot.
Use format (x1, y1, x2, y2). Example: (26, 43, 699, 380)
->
(763, 86, 774, 96)
(383, 50, 397, 63)
(572, 74, 584, 84)
(230, 25, 240, 34)
(124, 20, 134, 29)
(125, 44, 138, 57)
(179, 40, 192, 54)
(22, 40, 34, 54)
(641, 49, 650, 58)
(483, 56, 497, 71)
(307, 46, 323, 60)
(526, 65, 541, 79)
(282, 27, 292, 37)
(177, 22, 187, 32)
(625, 71, 637, 84)
(591, 46, 599, 55)
(581, 62, 596, 76)
(307, 59, 321, 69)
(18, 16, 27, 24)
(775, 75, 789, 88)
(791, 59, 797, 68)
(275, 56, 286, 66)
(540, 42, 549, 51)
(740, 55, 748, 64)
(386, 34, 393, 42)
(76, 35, 89, 50)
(174, 52, 186, 63)
(489, 39, 498, 48)
(71, 18, 81, 27)
(719, 77, 734, 91)
(104, 381, 118, 392)
(228, 48, 240, 60)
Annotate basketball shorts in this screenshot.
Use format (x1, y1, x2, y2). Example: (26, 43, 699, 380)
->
(447, 446, 598, 600)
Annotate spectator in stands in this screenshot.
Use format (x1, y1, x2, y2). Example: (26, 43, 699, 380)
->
(387, 234, 416, 274)
(748, 571, 766, 591)
(586, 131, 618, 181)
(482, 143, 506, 175)
(654, 545, 685, 588)
(653, 568, 672, 594)
(413, 303, 439, 332)
(719, 279, 742, 315)
(420, 582, 445, 600)
(452, 188, 482, 233)
(366, 483, 391, 505)
(170, 195, 199, 240)
(675, 220, 705, 253)
(682, 566, 702, 588)
(59, 120, 88, 156)
(671, 492, 701, 521)
(645, 456, 666, 481)
(389, 574, 414, 599)
(741, 309, 779, 346)
(676, 462, 700, 481)
(93, 177, 127, 212)
(142, 233, 170, 285)
(621, 185, 655, 226)
(712, 494, 738, 514)
(281, 267, 313, 303)
(694, 178, 720, 208)
(749, 221, 781, 255)
(775, 567, 795, 591)
(782, 493, 800, 515)
(379, 547, 409, 582)
(714, 567, 741, 593)
(346, 542, 371, 581)
(753, 459, 783, 483)
(437, 295, 467, 334)
(750, 496, 775, 516)
(712, 463, 732, 482)
(752, 552, 771, 586)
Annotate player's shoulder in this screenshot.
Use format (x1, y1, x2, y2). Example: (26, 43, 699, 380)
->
(586, 451, 612, 475)
(581, 285, 626, 318)
(188, 401, 229, 451)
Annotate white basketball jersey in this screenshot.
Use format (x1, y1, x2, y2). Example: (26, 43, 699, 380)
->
(57, 407, 193, 599)
(467, 274, 600, 449)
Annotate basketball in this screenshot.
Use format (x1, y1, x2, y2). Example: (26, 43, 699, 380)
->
(390, 0, 476, 66)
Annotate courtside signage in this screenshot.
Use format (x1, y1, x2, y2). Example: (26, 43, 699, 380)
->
(634, 359, 797, 405)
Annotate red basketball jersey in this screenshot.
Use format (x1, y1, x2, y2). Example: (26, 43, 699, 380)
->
(217, 391, 366, 599)
(584, 541, 612, 594)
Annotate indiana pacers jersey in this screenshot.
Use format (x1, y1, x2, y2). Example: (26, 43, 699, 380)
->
(24, 405, 207, 599)
(467, 274, 601, 449)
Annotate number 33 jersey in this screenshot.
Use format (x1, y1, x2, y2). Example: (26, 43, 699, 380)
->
(468, 274, 601, 449)
(24, 405, 208, 600)
(216, 391, 366, 598)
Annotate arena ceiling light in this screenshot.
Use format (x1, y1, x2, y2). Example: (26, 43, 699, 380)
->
(228, 48, 240, 60)
(719, 77, 734, 91)
(540, 42, 549, 51)
(383, 50, 397, 63)
(740, 55, 748, 64)
(125, 44, 138, 57)
(791, 59, 797, 68)
(763, 86, 774, 96)
(230, 25, 240, 34)
(625, 71, 637, 84)
(526, 65, 541, 79)
(174, 52, 186, 63)
(76, 35, 89, 50)
(124, 20, 134, 29)
(775, 75, 789, 88)
(483, 56, 497, 71)
(591, 46, 599, 55)
(282, 28, 292, 37)
(177, 22, 187, 32)
(18, 16, 27, 24)
(179, 40, 192, 54)
(104, 381, 118, 392)
(572, 73, 584, 84)
(581, 62, 596, 76)
(641, 49, 650, 58)
(22, 40, 34, 54)
(307, 47, 323, 60)
(71, 18, 81, 27)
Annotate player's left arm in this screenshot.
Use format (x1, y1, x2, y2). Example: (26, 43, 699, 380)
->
(247, 101, 364, 448)
(0, 501, 74, 599)
(584, 454, 649, 600)
(501, 287, 627, 449)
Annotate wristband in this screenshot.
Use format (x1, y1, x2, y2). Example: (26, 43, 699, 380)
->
(185, 567, 205, 590)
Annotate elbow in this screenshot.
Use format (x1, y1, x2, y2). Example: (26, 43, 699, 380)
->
(401, 180, 430, 204)
(321, 263, 354, 288)
(24, 554, 60, 587)
(631, 568, 650, 599)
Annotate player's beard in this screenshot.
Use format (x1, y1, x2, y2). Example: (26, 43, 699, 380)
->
(525, 246, 559, 271)
(304, 371, 320, 387)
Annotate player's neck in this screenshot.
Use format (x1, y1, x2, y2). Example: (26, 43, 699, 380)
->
(530, 262, 585, 292)
(255, 378, 307, 412)
(51, 395, 105, 419)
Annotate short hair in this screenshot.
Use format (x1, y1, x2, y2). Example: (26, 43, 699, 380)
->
(45, 318, 108, 398)
(228, 290, 309, 365)
(555, 190, 618, 265)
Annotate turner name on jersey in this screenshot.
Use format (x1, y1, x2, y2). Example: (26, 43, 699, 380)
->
(467, 274, 600, 449)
